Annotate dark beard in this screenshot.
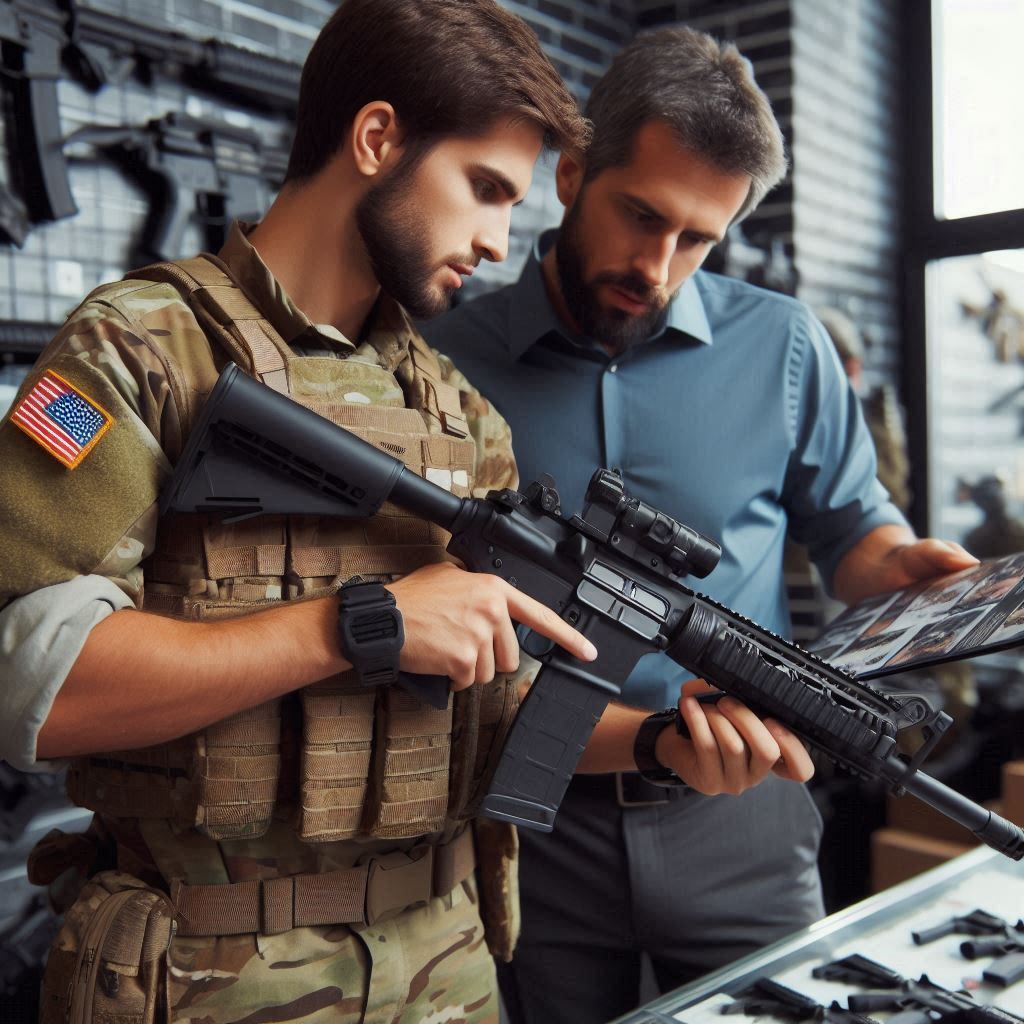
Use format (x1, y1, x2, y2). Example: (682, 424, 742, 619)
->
(355, 155, 453, 320)
(555, 197, 671, 353)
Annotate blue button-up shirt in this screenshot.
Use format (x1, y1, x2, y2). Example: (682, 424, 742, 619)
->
(423, 231, 906, 708)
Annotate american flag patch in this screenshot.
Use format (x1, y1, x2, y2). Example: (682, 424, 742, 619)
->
(10, 370, 113, 469)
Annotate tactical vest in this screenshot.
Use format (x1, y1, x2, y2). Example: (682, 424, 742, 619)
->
(66, 254, 520, 847)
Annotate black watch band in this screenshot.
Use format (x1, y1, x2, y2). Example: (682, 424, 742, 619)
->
(633, 707, 687, 787)
(336, 577, 404, 688)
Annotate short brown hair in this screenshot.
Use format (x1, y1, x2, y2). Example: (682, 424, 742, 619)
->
(584, 26, 786, 220)
(286, 0, 589, 182)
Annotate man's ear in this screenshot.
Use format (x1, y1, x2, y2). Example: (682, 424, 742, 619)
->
(554, 151, 585, 207)
(351, 101, 404, 179)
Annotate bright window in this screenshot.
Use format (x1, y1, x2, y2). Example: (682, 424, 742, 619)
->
(933, 0, 1024, 220)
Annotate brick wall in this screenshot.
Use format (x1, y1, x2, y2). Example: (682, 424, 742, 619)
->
(633, 0, 905, 394)
(789, 0, 905, 391)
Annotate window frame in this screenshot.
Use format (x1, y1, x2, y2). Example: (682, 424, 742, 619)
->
(902, 1, 1024, 535)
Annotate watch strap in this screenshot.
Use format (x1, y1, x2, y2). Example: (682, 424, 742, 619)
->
(337, 579, 404, 687)
(633, 707, 687, 787)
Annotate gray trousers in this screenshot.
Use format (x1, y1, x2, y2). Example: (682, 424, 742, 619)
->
(498, 772, 825, 1024)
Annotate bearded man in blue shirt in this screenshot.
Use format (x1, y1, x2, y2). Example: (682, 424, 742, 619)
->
(422, 25, 975, 1024)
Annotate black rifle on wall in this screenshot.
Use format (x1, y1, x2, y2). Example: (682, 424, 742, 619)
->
(0, 2, 77, 233)
(163, 364, 1024, 859)
(67, 112, 288, 261)
(0, 0, 301, 244)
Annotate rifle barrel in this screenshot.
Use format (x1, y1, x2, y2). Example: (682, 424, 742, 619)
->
(903, 772, 1024, 859)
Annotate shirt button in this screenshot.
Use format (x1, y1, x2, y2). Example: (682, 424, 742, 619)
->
(608, 364, 618, 374)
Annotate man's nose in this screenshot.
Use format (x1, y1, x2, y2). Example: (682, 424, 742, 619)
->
(632, 237, 674, 288)
(474, 209, 512, 264)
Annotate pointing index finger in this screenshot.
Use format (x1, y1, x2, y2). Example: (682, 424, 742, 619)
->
(505, 587, 598, 662)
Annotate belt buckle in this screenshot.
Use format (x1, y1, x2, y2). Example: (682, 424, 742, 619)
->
(364, 846, 435, 925)
(614, 772, 671, 808)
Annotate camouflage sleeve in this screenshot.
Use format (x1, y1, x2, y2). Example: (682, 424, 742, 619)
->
(0, 281, 197, 768)
(0, 282, 196, 608)
(435, 351, 518, 495)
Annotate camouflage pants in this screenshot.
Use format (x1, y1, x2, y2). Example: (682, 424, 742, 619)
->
(43, 871, 498, 1024)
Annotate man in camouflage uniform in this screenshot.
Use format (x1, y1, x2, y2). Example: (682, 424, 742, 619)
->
(0, 3, 817, 1023)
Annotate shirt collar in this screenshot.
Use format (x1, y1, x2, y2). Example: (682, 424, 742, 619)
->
(217, 221, 417, 369)
(218, 221, 355, 353)
(507, 228, 713, 361)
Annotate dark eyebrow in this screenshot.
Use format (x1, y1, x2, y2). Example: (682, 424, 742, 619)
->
(619, 192, 723, 244)
(472, 164, 526, 205)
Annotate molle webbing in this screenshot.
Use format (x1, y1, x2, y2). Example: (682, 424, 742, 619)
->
(132, 255, 289, 394)
(170, 827, 475, 935)
(300, 687, 375, 841)
(67, 740, 197, 825)
(408, 333, 470, 439)
(195, 702, 283, 837)
(367, 688, 453, 839)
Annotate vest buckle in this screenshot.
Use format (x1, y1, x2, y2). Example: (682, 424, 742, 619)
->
(364, 845, 435, 925)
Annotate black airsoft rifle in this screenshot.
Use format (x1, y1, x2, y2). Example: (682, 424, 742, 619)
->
(0, 1, 75, 231)
(0, 0, 300, 243)
(912, 908, 1009, 946)
(161, 364, 1024, 858)
(66, 112, 289, 262)
(812, 954, 1024, 1024)
(961, 920, 1024, 989)
(722, 977, 878, 1024)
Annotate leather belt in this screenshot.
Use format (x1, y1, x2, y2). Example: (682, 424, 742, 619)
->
(569, 771, 690, 808)
(170, 828, 475, 937)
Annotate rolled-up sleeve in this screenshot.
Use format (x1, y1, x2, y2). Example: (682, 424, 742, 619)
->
(0, 576, 133, 771)
(783, 313, 907, 590)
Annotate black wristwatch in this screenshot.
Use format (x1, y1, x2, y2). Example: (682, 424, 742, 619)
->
(336, 577, 404, 687)
(633, 708, 687, 787)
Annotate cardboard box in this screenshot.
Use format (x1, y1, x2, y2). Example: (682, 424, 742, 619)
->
(870, 827, 972, 893)
(1003, 761, 1024, 826)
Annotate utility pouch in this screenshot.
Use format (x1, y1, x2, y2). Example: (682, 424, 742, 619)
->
(298, 683, 376, 841)
(366, 686, 453, 838)
(39, 871, 175, 1024)
(195, 699, 283, 840)
(461, 674, 522, 818)
(472, 818, 520, 962)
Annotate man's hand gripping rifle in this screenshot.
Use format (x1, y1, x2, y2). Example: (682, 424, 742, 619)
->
(162, 365, 1024, 860)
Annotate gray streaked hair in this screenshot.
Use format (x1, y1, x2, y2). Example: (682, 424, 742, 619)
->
(583, 26, 787, 220)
